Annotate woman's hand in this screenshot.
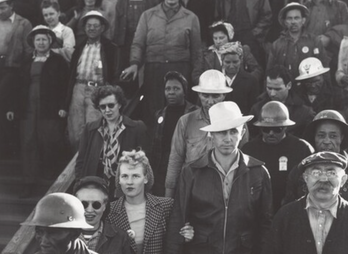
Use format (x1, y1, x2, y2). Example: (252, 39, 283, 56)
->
(120, 64, 138, 81)
(58, 110, 67, 118)
(6, 112, 14, 121)
(180, 222, 194, 242)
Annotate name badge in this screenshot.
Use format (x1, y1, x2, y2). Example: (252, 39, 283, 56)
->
(279, 156, 288, 171)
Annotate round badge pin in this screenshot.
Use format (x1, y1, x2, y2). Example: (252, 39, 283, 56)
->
(158, 116, 164, 124)
(302, 46, 309, 54)
(127, 229, 136, 239)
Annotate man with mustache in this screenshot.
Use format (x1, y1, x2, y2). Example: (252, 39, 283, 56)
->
(284, 109, 348, 204)
(262, 151, 348, 254)
(267, 2, 328, 81)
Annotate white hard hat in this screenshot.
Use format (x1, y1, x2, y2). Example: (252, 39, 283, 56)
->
(192, 70, 232, 94)
(295, 57, 330, 81)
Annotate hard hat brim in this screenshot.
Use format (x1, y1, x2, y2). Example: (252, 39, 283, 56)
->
(21, 220, 94, 229)
(295, 67, 330, 81)
(254, 119, 295, 127)
(192, 86, 232, 94)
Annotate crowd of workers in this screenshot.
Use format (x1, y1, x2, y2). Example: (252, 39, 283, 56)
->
(3, 0, 348, 253)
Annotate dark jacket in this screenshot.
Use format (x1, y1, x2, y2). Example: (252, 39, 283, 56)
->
(267, 31, 328, 80)
(203, 45, 263, 82)
(65, 37, 118, 110)
(113, 0, 160, 46)
(75, 116, 149, 180)
(95, 222, 131, 254)
(19, 51, 69, 119)
(107, 194, 174, 254)
(35, 238, 97, 254)
(225, 69, 259, 115)
(165, 150, 273, 254)
(262, 196, 348, 254)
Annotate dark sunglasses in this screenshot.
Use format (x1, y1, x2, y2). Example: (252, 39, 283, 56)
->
(261, 127, 285, 134)
(81, 201, 103, 210)
(99, 103, 116, 110)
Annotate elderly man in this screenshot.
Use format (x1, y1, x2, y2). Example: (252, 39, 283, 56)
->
(21, 193, 97, 254)
(65, 10, 118, 152)
(164, 69, 232, 198)
(0, 0, 32, 157)
(73, 176, 131, 253)
(150, 71, 198, 196)
(249, 65, 314, 138)
(243, 101, 314, 212)
(263, 151, 348, 254)
(267, 2, 328, 80)
(295, 57, 348, 114)
(284, 109, 348, 204)
(166, 101, 272, 254)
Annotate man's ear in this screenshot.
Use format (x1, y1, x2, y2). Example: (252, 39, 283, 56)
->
(286, 81, 292, 90)
(341, 174, 348, 187)
(303, 173, 308, 183)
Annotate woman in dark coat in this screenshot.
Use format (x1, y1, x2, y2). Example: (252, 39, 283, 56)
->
(16, 25, 69, 197)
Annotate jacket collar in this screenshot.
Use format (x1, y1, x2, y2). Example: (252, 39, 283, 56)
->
(89, 115, 137, 130)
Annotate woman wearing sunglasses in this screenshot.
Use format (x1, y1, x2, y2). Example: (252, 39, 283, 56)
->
(75, 85, 149, 198)
(74, 176, 131, 253)
(107, 150, 193, 254)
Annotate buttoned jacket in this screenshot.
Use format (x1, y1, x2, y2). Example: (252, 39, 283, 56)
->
(107, 194, 174, 254)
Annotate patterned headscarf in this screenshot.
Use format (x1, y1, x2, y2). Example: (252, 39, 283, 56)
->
(218, 41, 243, 57)
(210, 21, 235, 41)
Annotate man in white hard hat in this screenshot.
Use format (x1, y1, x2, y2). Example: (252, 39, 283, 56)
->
(164, 69, 231, 198)
(166, 101, 272, 254)
(267, 2, 328, 80)
(295, 57, 348, 115)
(242, 101, 314, 212)
(21, 193, 97, 254)
(64, 10, 119, 152)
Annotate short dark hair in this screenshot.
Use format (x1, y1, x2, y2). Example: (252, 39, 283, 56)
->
(164, 71, 188, 95)
(2, 0, 13, 6)
(266, 65, 293, 86)
(41, 0, 60, 12)
(91, 85, 127, 113)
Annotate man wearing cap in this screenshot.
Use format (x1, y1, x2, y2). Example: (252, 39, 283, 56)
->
(249, 65, 315, 138)
(0, 0, 32, 157)
(295, 57, 348, 115)
(166, 101, 272, 254)
(267, 2, 328, 80)
(284, 109, 348, 204)
(164, 69, 232, 198)
(73, 176, 131, 253)
(263, 151, 348, 254)
(65, 10, 118, 152)
(21, 193, 98, 254)
(150, 71, 198, 196)
(242, 101, 314, 212)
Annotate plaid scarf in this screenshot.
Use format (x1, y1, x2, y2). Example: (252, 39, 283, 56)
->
(98, 117, 125, 178)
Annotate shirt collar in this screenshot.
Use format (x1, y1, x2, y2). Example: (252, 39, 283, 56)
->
(51, 22, 63, 33)
(162, 2, 180, 13)
(9, 12, 15, 23)
(211, 149, 240, 176)
(32, 50, 50, 61)
(305, 194, 339, 218)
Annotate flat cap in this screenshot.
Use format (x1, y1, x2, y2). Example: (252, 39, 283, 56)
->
(299, 152, 348, 172)
(73, 176, 109, 196)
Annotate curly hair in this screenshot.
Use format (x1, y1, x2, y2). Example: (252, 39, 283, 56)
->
(115, 150, 154, 194)
(91, 85, 127, 113)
